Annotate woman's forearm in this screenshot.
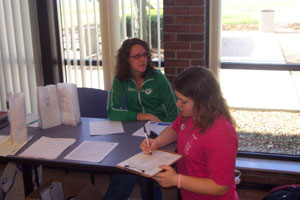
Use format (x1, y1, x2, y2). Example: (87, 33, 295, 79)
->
(155, 126, 177, 148)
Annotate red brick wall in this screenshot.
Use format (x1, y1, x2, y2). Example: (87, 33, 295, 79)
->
(163, 0, 206, 81)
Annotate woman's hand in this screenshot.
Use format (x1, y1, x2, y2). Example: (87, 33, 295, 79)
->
(137, 113, 161, 122)
(140, 138, 159, 154)
(153, 165, 178, 187)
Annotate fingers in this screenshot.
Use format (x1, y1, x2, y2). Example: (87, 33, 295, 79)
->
(153, 168, 177, 188)
(145, 113, 161, 122)
(140, 139, 154, 154)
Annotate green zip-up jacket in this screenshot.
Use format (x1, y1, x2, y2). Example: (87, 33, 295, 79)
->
(107, 69, 179, 122)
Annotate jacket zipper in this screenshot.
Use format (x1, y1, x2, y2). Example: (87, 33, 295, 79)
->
(132, 79, 145, 113)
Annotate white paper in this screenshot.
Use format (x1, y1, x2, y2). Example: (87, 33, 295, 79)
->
(132, 121, 171, 137)
(19, 136, 75, 159)
(26, 113, 39, 127)
(89, 120, 124, 135)
(64, 140, 118, 162)
(117, 150, 182, 177)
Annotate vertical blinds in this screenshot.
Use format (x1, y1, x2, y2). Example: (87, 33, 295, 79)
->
(58, 0, 163, 90)
(0, 0, 37, 113)
(59, 0, 103, 89)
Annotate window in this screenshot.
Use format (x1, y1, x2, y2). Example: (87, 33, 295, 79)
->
(219, 0, 300, 159)
(57, 0, 163, 90)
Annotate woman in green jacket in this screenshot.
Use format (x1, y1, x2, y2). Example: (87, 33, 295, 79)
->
(104, 38, 178, 200)
(107, 38, 178, 122)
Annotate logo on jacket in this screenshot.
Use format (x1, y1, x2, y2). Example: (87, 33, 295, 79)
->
(128, 87, 136, 91)
(145, 88, 152, 95)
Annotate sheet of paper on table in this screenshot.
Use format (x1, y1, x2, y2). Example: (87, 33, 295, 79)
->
(19, 136, 75, 159)
(64, 140, 118, 163)
(89, 120, 124, 135)
(132, 121, 171, 137)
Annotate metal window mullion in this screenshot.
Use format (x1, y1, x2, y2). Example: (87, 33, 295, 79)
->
(76, 0, 87, 87)
(3, 0, 20, 93)
(69, 0, 78, 85)
(11, 0, 31, 113)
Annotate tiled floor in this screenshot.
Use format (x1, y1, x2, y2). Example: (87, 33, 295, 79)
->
(1, 163, 270, 200)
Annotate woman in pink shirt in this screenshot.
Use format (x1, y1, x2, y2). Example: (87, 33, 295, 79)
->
(140, 66, 239, 200)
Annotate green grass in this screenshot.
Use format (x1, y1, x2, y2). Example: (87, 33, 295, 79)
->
(222, 0, 297, 25)
(222, 15, 258, 25)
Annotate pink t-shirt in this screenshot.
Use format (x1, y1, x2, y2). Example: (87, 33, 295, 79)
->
(172, 114, 239, 200)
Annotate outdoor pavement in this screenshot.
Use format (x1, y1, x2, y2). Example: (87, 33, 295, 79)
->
(220, 31, 300, 111)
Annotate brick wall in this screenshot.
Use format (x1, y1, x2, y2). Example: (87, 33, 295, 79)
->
(163, 0, 206, 81)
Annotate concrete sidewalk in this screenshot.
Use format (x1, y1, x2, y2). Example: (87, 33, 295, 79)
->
(220, 31, 300, 111)
(220, 69, 300, 111)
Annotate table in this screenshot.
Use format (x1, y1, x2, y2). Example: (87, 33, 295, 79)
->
(0, 118, 176, 200)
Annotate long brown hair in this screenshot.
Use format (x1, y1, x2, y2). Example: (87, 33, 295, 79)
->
(173, 66, 236, 133)
(115, 38, 154, 82)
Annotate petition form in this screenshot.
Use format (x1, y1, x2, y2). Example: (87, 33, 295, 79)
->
(64, 140, 118, 163)
(19, 136, 75, 159)
(89, 120, 124, 135)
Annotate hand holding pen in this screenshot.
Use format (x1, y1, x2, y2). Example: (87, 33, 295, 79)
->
(143, 125, 152, 155)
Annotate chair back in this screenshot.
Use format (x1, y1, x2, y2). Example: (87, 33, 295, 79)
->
(77, 87, 108, 118)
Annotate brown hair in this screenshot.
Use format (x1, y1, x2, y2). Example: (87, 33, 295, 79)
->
(115, 38, 155, 82)
(173, 66, 236, 133)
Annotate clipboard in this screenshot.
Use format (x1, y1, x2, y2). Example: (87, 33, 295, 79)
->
(117, 150, 182, 178)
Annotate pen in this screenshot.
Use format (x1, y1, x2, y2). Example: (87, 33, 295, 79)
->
(27, 119, 39, 126)
(143, 125, 152, 155)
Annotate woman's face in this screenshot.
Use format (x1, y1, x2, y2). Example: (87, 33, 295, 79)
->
(128, 44, 148, 77)
(175, 90, 194, 117)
